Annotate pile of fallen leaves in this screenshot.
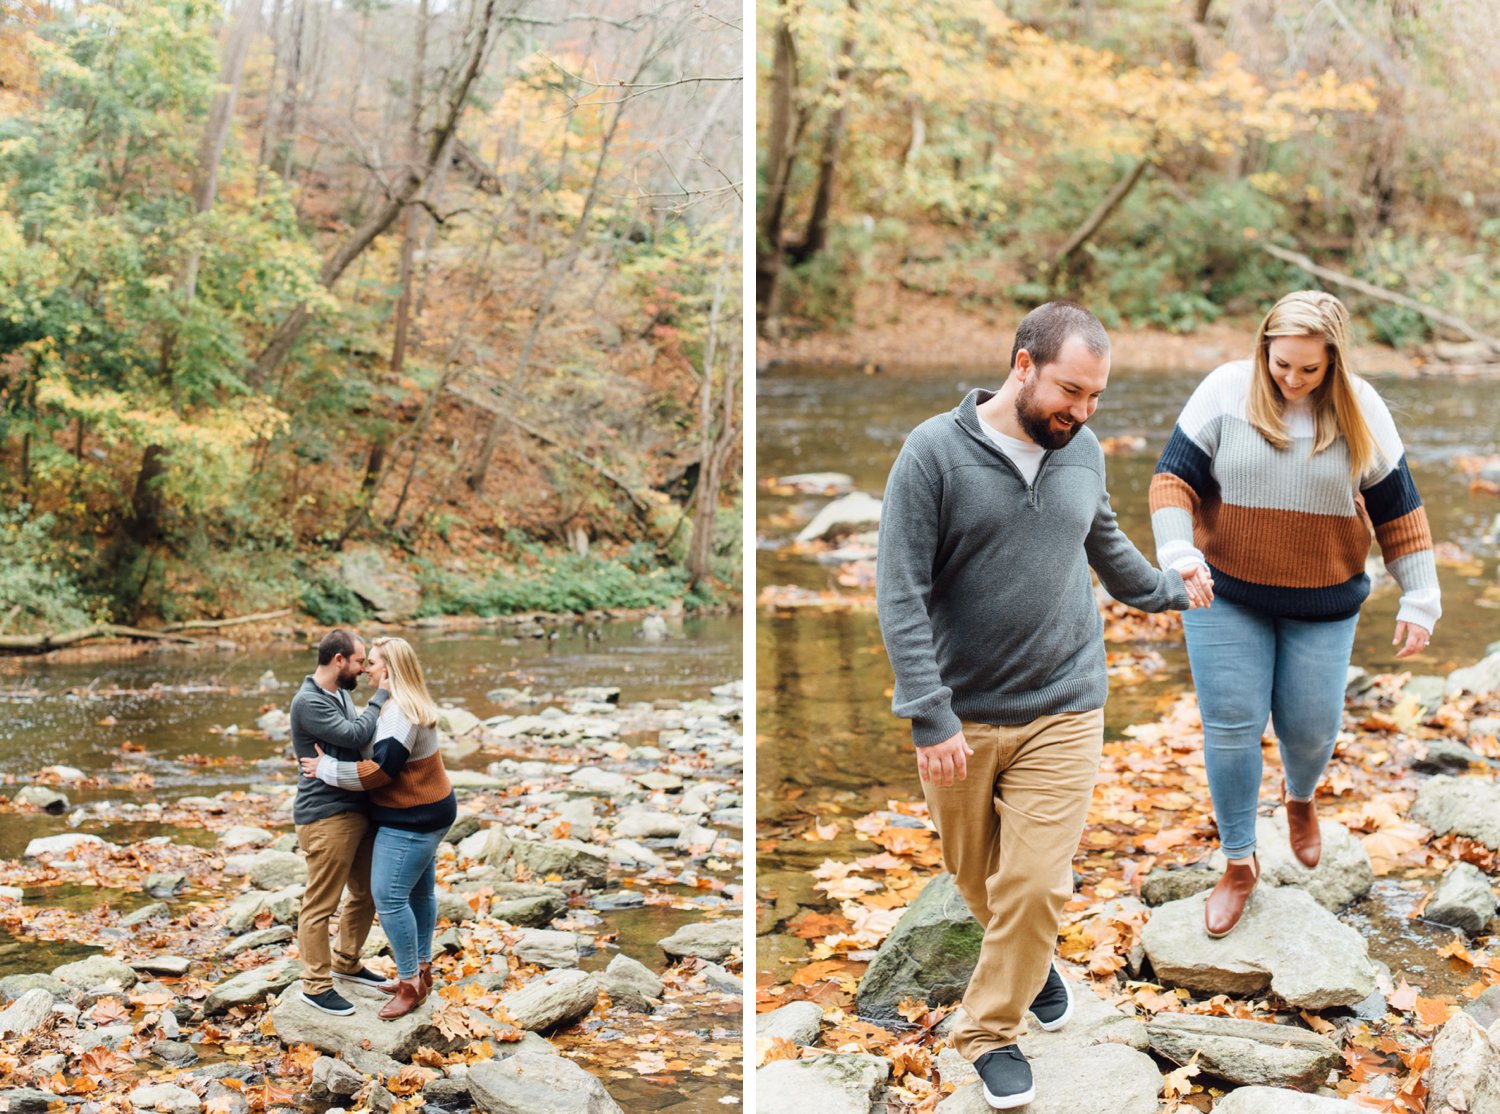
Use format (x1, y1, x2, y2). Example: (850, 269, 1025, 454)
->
(757, 654, 1500, 1112)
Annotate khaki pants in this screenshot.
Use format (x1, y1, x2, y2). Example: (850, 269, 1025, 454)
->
(921, 709, 1103, 1061)
(295, 811, 376, 995)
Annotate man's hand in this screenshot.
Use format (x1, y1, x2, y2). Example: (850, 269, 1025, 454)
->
(1181, 564, 1214, 609)
(298, 743, 326, 779)
(1393, 621, 1430, 659)
(916, 732, 973, 787)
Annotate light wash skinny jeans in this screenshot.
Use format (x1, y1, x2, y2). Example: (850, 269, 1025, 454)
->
(371, 825, 448, 979)
(1182, 596, 1358, 860)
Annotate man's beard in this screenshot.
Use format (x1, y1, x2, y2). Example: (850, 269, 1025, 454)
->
(1015, 380, 1082, 450)
(336, 670, 360, 691)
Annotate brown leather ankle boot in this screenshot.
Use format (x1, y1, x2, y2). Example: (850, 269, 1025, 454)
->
(418, 962, 433, 1001)
(378, 977, 424, 1020)
(1204, 854, 1259, 939)
(1284, 795, 1321, 869)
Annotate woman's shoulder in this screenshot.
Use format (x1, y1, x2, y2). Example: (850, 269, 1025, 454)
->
(1200, 358, 1255, 394)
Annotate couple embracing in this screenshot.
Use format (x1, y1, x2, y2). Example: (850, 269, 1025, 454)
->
(288, 629, 456, 1020)
(876, 295, 1439, 1109)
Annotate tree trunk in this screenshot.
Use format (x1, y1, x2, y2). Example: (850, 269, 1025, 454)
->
(1049, 156, 1152, 279)
(785, 4, 857, 268)
(256, 0, 285, 191)
(278, 0, 307, 181)
(246, 0, 506, 389)
(687, 222, 739, 590)
(390, 0, 429, 377)
(756, 2, 802, 334)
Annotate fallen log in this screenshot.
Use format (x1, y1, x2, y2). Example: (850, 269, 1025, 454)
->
(1257, 241, 1500, 356)
(0, 625, 202, 654)
(162, 609, 292, 632)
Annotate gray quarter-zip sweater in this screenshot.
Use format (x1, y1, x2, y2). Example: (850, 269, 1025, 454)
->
(290, 676, 388, 824)
(876, 388, 1189, 746)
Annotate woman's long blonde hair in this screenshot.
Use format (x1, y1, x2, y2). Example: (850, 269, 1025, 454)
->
(1247, 290, 1379, 482)
(369, 637, 439, 728)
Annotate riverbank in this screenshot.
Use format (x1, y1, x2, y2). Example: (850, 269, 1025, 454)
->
(757, 284, 1479, 377)
(0, 676, 744, 1111)
(0, 600, 741, 666)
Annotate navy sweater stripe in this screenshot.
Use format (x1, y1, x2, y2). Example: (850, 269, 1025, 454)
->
(1209, 563, 1367, 621)
(1154, 427, 1217, 498)
(1362, 454, 1422, 526)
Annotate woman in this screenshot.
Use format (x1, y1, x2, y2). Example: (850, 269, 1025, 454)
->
(301, 636, 456, 1018)
(1150, 290, 1439, 938)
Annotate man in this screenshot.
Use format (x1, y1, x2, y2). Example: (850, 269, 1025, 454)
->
(289, 629, 394, 1015)
(875, 301, 1211, 1109)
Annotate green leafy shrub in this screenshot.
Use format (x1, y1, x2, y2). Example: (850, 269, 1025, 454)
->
(299, 574, 371, 626)
(416, 551, 695, 617)
(0, 507, 103, 633)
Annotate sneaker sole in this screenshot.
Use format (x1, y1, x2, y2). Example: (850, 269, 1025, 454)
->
(982, 1084, 1036, 1109)
(298, 991, 355, 1016)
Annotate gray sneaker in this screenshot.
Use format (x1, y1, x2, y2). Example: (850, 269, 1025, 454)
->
(975, 1045, 1035, 1109)
(299, 987, 355, 1016)
(1028, 963, 1073, 1031)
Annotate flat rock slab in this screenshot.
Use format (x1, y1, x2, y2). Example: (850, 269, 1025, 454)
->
(468, 1052, 623, 1114)
(1412, 776, 1500, 850)
(205, 960, 302, 1015)
(499, 969, 599, 1033)
(1142, 887, 1376, 1009)
(25, 833, 108, 858)
(1147, 1013, 1340, 1089)
(658, 920, 740, 962)
(856, 873, 982, 1023)
(756, 1052, 892, 1114)
(53, 956, 139, 990)
(270, 981, 461, 1061)
(756, 1001, 825, 1046)
(936, 1042, 1160, 1114)
(1208, 814, 1374, 911)
(1213, 1087, 1383, 1112)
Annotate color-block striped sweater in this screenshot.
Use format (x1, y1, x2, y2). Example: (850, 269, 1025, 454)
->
(1150, 360, 1440, 629)
(313, 700, 456, 833)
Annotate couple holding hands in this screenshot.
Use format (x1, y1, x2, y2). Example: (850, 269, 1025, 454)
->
(287, 630, 456, 1021)
(876, 291, 1439, 1108)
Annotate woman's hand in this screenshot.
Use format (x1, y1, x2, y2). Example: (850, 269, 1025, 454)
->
(298, 743, 325, 778)
(1393, 621, 1431, 659)
(1181, 564, 1215, 609)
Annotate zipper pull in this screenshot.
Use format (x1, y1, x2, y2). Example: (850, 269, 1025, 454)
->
(1027, 486, 1038, 509)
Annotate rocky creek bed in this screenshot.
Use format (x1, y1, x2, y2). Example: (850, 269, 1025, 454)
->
(0, 676, 744, 1113)
(757, 620, 1500, 1112)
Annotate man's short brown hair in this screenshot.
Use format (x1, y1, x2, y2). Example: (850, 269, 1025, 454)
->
(317, 629, 361, 665)
(1009, 301, 1110, 372)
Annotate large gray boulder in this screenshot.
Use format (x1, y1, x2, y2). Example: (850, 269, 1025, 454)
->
(1214, 1088, 1371, 1113)
(488, 883, 569, 928)
(1448, 651, 1500, 698)
(204, 960, 301, 1015)
(467, 1053, 623, 1114)
(658, 920, 741, 962)
(52, 956, 139, 990)
(1427, 1012, 1500, 1114)
(126, 1083, 201, 1113)
(270, 981, 460, 1061)
(855, 873, 981, 1023)
(1146, 1013, 1340, 1089)
(512, 929, 582, 969)
(246, 850, 308, 891)
(1413, 776, 1500, 850)
(1208, 813, 1374, 911)
(499, 969, 599, 1032)
(25, 833, 107, 858)
(935, 1042, 1160, 1114)
(1141, 886, 1376, 1008)
(509, 839, 609, 888)
(599, 954, 662, 1013)
(756, 1052, 891, 1114)
(1426, 862, 1497, 935)
(338, 545, 421, 621)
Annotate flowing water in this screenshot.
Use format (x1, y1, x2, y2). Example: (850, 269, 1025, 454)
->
(757, 362, 1500, 992)
(1, 614, 743, 1111)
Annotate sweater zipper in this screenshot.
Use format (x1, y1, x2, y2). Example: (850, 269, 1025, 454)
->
(1026, 453, 1053, 510)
